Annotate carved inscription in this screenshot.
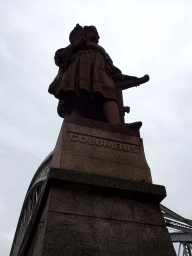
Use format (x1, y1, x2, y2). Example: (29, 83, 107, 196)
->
(69, 133, 140, 154)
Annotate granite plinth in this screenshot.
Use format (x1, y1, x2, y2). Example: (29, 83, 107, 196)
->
(25, 179, 175, 256)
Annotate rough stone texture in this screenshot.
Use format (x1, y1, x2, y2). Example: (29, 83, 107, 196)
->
(25, 180, 175, 256)
(44, 213, 173, 256)
(51, 115, 152, 183)
(48, 182, 165, 226)
(49, 168, 166, 202)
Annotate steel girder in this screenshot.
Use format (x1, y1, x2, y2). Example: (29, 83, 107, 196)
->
(160, 204, 192, 256)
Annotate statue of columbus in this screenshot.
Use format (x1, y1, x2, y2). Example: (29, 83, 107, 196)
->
(49, 24, 149, 125)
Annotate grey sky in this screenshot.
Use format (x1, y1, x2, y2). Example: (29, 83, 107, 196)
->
(1, 0, 192, 255)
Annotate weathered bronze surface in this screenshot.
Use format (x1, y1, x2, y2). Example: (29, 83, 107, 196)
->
(49, 24, 149, 124)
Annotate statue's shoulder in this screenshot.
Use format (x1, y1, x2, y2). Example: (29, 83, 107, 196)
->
(55, 45, 71, 56)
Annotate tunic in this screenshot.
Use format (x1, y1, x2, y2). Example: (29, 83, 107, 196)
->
(49, 42, 122, 102)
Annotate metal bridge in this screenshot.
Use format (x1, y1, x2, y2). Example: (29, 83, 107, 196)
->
(161, 204, 192, 256)
(10, 152, 192, 256)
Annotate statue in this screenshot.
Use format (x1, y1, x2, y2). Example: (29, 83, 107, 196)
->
(48, 24, 149, 125)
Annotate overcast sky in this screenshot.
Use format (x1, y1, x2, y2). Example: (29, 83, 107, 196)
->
(1, 0, 192, 255)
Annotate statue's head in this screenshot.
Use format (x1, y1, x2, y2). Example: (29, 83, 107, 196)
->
(69, 24, 100, 44)
(84, 25, 100, 43)
(69, 24, 87, 45)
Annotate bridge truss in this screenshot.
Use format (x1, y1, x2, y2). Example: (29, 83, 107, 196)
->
(161, 204, 192, 256)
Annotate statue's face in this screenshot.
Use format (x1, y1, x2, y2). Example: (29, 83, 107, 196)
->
(87, 30, 98, 43)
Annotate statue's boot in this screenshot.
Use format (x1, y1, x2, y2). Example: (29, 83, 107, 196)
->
(128, 121, 142, 130)
(114, 121, 142, 130)
(112, 121, 142, 134)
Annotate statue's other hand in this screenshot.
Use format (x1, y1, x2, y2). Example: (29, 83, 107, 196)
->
(59, 62, 67, 69)
(71, 39, 87, 53)
(74, 37, 83, 45)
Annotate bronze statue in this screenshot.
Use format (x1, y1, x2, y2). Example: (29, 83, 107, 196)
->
(49, 24, 149, 124)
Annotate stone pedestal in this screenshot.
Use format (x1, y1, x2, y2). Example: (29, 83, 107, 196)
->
(51, 115, 152, 183)
(24, 116, 176, 255)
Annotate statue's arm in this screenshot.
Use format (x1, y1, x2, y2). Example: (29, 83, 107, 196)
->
(105, 53, 149, 89)
(105, 54, 138, 81)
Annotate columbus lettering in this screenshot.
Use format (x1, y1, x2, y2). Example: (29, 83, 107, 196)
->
(69, 133, 139, 154)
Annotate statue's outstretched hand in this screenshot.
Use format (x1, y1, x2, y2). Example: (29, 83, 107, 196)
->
(121, 75, 138, 81)
(113, 73, 138, 81)
(115, 75, 150, 90)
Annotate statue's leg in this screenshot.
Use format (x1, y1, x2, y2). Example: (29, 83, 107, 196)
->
(71, 107, 83, 117)
(70, 99, 84, 118)
(103, 100, 121, 124)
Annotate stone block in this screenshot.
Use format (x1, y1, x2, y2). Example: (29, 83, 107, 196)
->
(51, 115, 152, 183)
(38, 181, 176, 256)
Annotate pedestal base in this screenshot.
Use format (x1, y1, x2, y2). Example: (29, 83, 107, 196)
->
(25, 173, 175, 256)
